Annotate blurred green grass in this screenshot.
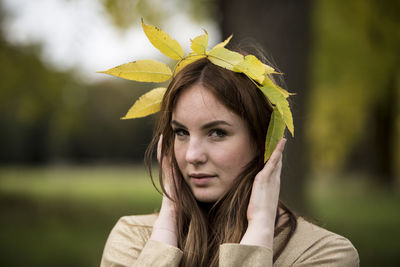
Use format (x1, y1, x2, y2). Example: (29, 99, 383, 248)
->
(0, 165, 162, 212)
(0, 166, 399, 266)
(307, 175, 400, 267)
(0, 165, 162, 267)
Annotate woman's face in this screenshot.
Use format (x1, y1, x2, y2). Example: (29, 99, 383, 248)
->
(172, 84, 256, 203)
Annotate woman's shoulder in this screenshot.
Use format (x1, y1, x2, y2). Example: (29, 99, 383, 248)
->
(105, 213, 158, 243)
(109, 214, 158, 241)
(100, 214, 158, 266)
(276, 217, 359, 266)
(116, 213, 158, 228)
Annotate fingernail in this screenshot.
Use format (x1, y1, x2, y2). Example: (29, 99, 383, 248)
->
(282, 138, 287, 148)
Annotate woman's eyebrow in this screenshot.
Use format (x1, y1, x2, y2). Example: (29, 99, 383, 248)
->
(171, 120, 232, 130)
(201, 120, 232, 130)
(171, 120, 187, 129)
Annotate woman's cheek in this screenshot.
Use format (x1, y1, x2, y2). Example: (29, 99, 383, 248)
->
(213, 144, 240, 167)
(216, 140, 253, 169)
(174, 144, 186, 168)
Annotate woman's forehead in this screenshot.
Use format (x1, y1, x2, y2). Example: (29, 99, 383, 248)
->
(172, 85, 240, 125)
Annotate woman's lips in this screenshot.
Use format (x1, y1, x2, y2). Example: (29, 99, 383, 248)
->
(189, 173, 217, 186)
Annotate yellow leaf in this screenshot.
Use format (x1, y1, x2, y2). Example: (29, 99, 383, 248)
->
(263, 63, 275, 74)
(260, 85, 294, 136)
(207, 47, 244, 71)
(122, 87, 167, 119)
(277, 86, 295, 98)
(262, 75, 294, 98)
(191, 29, 208, 55)
(99, 59, 172, 82)
(142, 20, 183, 60)
(264, 108, 286, 162)
(174, 53, 206, 76)
(212, 34, 233, 49)
(233, 55, 265, 83)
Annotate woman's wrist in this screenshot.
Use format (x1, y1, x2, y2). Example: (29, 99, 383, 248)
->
(150, 227, 178, 247)
(240, 222, 274, 249)
(150, 216, 178, 247)
(153, 214, 177, 232)
(240, 227, 274, 249)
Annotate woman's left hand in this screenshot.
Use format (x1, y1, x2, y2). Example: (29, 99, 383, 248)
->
(150, 135, 179, 247)
(240, 138, 286, 249)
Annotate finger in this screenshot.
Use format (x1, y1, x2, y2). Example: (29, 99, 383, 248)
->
(157, 135, 163, 163)
(157, 135, 175, 196)
(269, 138, 286, 165)
(270, 157, 283, 183)
(259, 138, 286, 176)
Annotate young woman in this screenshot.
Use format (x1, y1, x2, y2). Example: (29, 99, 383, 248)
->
(100, 57, 359, 266)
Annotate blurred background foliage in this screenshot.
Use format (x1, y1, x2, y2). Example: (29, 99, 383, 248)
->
(0, 0, 399, 266)
(0, 37, 155, 163)
(309, 0, 400, 184)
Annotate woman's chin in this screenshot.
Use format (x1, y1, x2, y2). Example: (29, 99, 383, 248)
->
(190, 184, 231, 203)
(193, 191, 220, 203)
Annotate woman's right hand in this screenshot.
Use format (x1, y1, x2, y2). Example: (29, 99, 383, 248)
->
(150, 135, 179, 247)
(240, 138, 286, 249)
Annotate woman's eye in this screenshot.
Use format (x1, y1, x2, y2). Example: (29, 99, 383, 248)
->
(174, 129, 188, 137)
(210, 129, 227, 138)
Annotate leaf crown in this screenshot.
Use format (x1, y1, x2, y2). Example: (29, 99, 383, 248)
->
(99, 20, 294, 161)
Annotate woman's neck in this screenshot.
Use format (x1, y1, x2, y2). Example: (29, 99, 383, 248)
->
(197, 201, 216, 214)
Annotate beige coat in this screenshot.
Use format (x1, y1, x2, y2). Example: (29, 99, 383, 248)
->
(100, 214, 359, 267)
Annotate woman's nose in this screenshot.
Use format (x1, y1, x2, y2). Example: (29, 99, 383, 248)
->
(185, 138, 207, 165)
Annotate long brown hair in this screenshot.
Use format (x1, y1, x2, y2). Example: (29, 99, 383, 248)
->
(145, 58, 297, 266)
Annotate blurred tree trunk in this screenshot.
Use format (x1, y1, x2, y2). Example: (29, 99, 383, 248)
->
(375, 74, 397, 187)
(347, 72, 397, 188)
(217, 0, 312, 213)
(342, 0, 399, 188)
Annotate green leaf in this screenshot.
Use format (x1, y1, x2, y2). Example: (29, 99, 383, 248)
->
(122, 87, 166, 119)
(212, 34, 233, 49)
(207, 47, 244, 71)
(234, 55, 265, 83)
(142, 20, 183, 60)
(264, 108, 286, 162)
(260, 84, 294, 136)
(191, 29, 208, 55)
(99, 59, 172, 82)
